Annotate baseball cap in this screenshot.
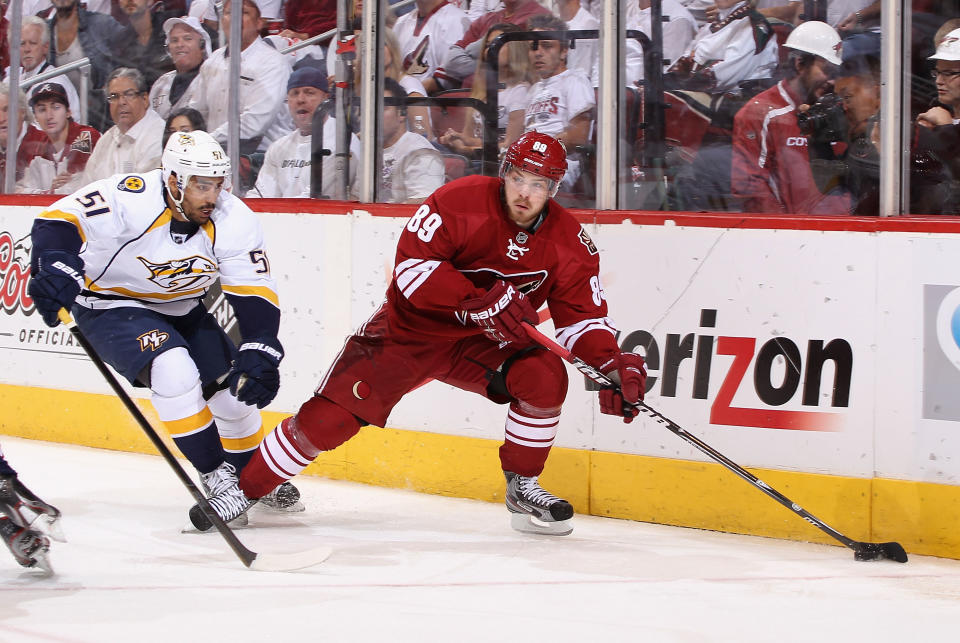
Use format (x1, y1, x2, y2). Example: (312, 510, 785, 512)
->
(163, 16, 213, 57)
(287, 66, 328, 94)
(29, 82, 69, 108)
(930, 28, 960, 61)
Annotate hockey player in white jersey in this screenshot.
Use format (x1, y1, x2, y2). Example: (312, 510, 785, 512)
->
(27, 131, 300, 528)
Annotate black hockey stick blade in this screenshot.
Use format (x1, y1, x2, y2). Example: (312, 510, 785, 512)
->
(520, 321, 909, 564)
(59, 309, 331, 572)
(853, 541, 908, 563)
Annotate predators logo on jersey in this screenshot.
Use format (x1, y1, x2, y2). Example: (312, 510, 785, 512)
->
(138, 255, 217, 292)
(119, 175, 145, 193)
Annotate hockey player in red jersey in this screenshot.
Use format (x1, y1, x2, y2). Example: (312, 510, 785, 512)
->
(189, 132, 647, 536)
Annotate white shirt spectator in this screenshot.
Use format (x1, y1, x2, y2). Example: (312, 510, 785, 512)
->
(149, 71, 203, 120)
(685, 1, 779, 92)
(625, 0, 698, 85)
(393, 2, 470, 86)
(566, 5, 600, 88)
(253, 116, 362, 199)
(188, 37, 293, 152)
(79, 109, 165, 185)
(381, 130, 445, 203)
(523, 68, 594, 138)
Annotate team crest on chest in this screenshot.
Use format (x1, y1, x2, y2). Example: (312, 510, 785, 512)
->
(138, 255, 217, 292)
(506, 233, 529, 261)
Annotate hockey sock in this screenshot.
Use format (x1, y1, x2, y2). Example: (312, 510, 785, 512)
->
(499, 402, 560, 476)
(239, 417, 314, 499)
(208, 389, 264, 473)
(498, 349, 566, 476)
(151, 348, 224, 474)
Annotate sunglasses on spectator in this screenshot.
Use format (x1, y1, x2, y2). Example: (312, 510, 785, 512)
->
(105, 89, 145, 103)
(930, 69, 960, 80)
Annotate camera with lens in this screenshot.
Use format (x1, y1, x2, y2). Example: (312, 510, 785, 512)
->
(797, 93, 848, 143)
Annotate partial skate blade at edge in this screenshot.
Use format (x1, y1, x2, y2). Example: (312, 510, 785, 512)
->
(248, 546, 333, 572)
(510, 513, 573, 536)
(35, 514, 66, 543)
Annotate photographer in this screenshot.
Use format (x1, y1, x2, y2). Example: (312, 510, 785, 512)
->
(732, 21, 850, 214)
(800, 33, 881, 216)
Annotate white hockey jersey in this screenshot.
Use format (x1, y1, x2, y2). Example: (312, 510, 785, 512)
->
(35, 169, 278, 318)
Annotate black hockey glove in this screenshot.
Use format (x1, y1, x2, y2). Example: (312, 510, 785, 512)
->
(28, 251, 84, 327)
(227, 339, 284, 409)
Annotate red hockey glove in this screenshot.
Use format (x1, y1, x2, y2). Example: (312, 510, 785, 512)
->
(598, 352, 647, 423)
(460, 280, 537, 345)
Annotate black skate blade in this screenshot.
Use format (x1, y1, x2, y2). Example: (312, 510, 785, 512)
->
(510, 513, 573, 536)
(248, 546, 333, 572)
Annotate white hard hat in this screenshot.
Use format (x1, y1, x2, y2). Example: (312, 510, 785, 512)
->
(784, 21, 843, 66)
(930, 28, 960, 61)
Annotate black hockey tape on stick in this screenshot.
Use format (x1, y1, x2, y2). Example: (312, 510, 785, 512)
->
(520, 321, 908, 564)
(58, 309, 331, 572)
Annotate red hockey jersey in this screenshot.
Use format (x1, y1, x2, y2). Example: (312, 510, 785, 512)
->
(386, 175, 620, 367)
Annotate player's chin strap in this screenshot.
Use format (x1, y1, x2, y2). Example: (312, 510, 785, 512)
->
(166, 177, 190, 221)
(519, 321, 909, 564)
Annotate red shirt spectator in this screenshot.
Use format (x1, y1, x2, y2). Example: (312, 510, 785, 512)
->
(281, 0, 336, 40)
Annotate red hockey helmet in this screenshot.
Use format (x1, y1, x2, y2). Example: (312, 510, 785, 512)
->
(500, 132, 567, 195)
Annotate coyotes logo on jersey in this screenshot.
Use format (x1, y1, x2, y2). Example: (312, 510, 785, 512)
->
(137, 255, 217, 292)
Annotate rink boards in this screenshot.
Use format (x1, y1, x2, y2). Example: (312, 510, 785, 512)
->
(2, 196, 960, 559)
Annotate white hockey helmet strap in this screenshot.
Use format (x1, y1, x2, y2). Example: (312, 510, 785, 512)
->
(162, 130, 231, 209)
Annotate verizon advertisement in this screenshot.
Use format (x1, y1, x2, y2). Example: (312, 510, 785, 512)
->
(3, 203, 960, 486)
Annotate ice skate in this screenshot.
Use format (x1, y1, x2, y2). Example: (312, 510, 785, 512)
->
(504, 471, 574, 536)
(0, 516, 53, 575)
(187, 462, 255, 532)
(258, 482, 305, 512)
(0, 474, 65, 542)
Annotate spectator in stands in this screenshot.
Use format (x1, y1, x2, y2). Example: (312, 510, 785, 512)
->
(15, 81, 99, 193)
(46, 0, 124, 132)
(278, 0, 337, 41)
(0, 83, 30, 187)
(834, 0, 881, 34)
(110, 0, 176, 89)
(7, 16, 82, 122)
(523, 14, 594, 192)
(81, 66, 164, 183)
(803, 34, 881, 214)
(252, 66, 361, 199)
(380, 77, 444, 203)
(384, 28, 434, 140)
(439, 23, 529, 158)
(162, 106, 206, 149)
(436, 0, 547, 91)
(912, 26, 960, 213)
(732, 21, 850, 213)
(149, 16, 211, 120)
(668, 0, 779, 93)
(394, 0, 470, 94)
(625, 0, 698, 86)
(188, 0, 292, 155)
(554, 0, 599, 87)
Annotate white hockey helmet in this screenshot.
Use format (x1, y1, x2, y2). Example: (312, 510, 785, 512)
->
(784, 21, 843, 66)
(930, 28, 960, 61)
(162, 130, 230, 197)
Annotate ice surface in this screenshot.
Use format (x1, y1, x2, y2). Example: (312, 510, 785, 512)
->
(2, 437, 960, 642)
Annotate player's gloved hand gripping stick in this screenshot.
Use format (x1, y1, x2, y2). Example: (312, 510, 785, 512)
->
(58, 309, 331, 571)
(520, 321, 908, 563)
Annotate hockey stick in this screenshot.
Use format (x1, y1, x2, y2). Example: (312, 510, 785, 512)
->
(520, 321, 908, 563)
(58, 309, 331, 572)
